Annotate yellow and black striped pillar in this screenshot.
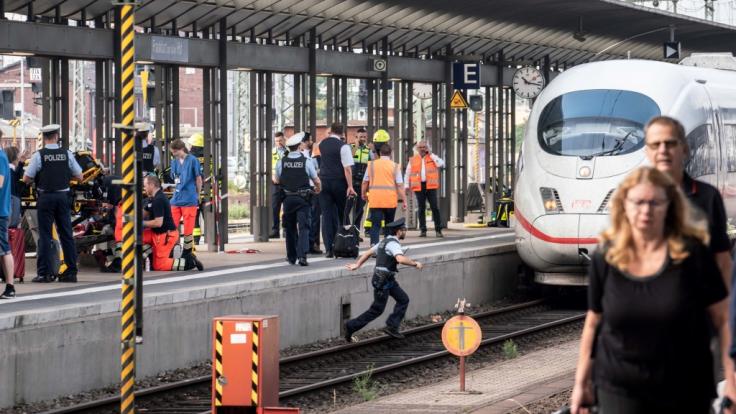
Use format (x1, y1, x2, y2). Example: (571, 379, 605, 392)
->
(251, 321, 260, 406)
(214, 321, 224, 407)
(118, 2, 137, 413)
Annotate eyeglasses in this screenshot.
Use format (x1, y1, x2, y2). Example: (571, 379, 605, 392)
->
(645, 139, 680, 151)
(625, 198, 670, 209)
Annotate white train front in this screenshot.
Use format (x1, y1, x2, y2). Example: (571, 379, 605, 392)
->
(514, 59, 736, 285)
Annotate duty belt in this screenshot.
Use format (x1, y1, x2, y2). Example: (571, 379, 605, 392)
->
(372, 268, 396, 290)
(284, 189, 314, 198)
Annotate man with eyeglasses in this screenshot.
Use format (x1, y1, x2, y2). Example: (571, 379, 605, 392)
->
(405, 140, 444, 237)
(644, 115, 731, 287)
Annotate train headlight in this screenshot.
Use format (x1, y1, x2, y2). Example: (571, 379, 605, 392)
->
(540, 187, 563, 214)
(579, 166, 592, 178)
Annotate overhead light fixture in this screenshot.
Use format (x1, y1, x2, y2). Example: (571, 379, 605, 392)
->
(317, 73, 332, 77)
(235, 67, 253, 71)
(573, 16, 586, 42)
(388, 77, 401, 81)
(135, 60, 154, 65)
(8, 51, 34, 57)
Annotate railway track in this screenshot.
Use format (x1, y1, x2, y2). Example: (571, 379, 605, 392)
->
(42, 299, 584, 414)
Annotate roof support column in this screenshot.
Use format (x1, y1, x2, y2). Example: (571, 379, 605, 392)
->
(248, 71, 257, 236)
(455, 95, 467, 222)
(308, 29, 317, 142)
(484, 85, 492, 220)
(218, 17, 229, 249)
(440, 46, 452, 230)
(380, 38, 389, 130)
(340, 77, 348, 127)
(367, 78, 375, 139)
(495, 50, 505, 197)
(392, 80, 400, 152)
(326, 75, 333, 126)
(293, 74, 302, 132)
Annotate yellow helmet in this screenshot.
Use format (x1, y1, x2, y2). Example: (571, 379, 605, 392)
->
(373, 129, 390, 142)
(188, 133, 204, 148)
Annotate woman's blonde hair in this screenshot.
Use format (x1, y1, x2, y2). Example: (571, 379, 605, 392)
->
(600, 167, 708, 270)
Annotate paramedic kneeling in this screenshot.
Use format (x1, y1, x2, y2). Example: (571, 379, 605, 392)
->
(142, 175, 203, 272)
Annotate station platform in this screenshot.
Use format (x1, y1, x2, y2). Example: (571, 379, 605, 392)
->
(0, 225, 519, 408)
(332, 339, 578, 414)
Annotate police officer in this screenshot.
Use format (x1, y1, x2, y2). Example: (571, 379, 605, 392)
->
(351, 127, 372, 229)
(273, 132, 321, 266)
(23, 125, 84, 283)
(344, 218, 423, 341)
(134, 122, 161, 175)
(270, 132, 287, 239)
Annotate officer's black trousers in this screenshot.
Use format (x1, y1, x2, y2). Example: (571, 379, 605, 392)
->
(283, 195, 311, 261)
(37, 192, 77, 276)
(319, 178, 347, 252)
(346, 283, 409, 333)
(414, 182, 442, 232)
(271, 184, 284, 233)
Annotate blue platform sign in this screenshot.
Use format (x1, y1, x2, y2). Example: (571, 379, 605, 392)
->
(453, 63, 481, 90)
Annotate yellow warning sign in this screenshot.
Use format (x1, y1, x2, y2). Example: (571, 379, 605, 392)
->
(441, 315, 482, 356)
(450, 90, 469, 110)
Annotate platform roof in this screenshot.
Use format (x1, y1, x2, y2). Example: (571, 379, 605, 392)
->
(3, 0, 736, 65)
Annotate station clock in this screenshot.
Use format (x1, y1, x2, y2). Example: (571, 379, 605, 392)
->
(512, 66, 545, 99)
(413, 83, 433, 100)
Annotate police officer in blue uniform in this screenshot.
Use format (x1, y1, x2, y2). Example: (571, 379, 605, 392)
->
(135, 122, 160, 175)
(274, 132, 321, 266)
(23, 125, 84, 283)
(343, 218, 423, 341)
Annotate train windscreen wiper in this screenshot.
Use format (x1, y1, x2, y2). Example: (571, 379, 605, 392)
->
(584, 130, 636, 159)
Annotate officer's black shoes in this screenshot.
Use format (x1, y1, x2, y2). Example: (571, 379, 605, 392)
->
(32, 275, 55, 283)
(382, 327, 405, 339)
(344, 324, 357, 343)
(309, 245, 323, 254)
(435, 229, 444, 238)
(192, 256, 204, 271)
(419, 231, 427, 238)
(325, 250, 334, 258)
(269, 231, 280, 239)
(102, 258, 122, 273)
(286, 258, 296, 265)
(57, 271, 78, 283)
(298, 257, 308, 266)
(0, 284, 15, 299)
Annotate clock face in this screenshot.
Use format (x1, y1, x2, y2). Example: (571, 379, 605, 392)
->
(413, 83, 433, 99)
(512, 66, 545, 99)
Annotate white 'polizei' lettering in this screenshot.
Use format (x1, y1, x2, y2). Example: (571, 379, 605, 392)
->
(43, 154, 67, 162)
(283, 161, 304, 168)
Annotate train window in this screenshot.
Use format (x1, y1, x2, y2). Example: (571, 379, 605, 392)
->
(537, 90, 660, 158)
(685, 124, 717, 177)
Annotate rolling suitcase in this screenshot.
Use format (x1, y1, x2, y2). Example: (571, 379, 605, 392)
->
(8, 227, 25, 282)
(333, 196, 360, 258)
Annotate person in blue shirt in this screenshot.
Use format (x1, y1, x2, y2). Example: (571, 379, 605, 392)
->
(169, 139, 202, 259)
(0, 149, 15, 298)
(23, 124, 84, 283)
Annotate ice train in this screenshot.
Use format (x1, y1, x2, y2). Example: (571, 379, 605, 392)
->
(514, 58, 736, 285)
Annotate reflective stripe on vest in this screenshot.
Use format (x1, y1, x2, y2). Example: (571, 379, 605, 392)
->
(368, 159, 399, 209)
(352, 145, 371, 164)
(409, 154, 439, 191)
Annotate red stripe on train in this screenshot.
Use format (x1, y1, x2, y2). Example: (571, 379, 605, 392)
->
(515, 210, 599, 245)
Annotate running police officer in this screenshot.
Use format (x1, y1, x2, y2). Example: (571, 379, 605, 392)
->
(24, 124, 84, 283)
(351, 127, 372, 229)
(135, 122, 161, 175)
(274, 132, 321, 266)
(344, 218, 423, 341)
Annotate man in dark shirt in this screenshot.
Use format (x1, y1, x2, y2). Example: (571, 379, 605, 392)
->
(644, 116, 731, 285)
(142, 175, 203, 272)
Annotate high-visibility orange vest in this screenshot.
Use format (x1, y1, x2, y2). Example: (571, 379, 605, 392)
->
(367, 158, 399, 209)
(409, 154, 439, 191)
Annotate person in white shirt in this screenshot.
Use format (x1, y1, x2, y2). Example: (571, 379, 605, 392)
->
(404, 140, 445, 237)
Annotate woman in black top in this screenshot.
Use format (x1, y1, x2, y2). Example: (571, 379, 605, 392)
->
(571, 167, 736, 414)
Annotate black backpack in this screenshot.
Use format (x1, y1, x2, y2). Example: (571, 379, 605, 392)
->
(333, 196, 360, 258)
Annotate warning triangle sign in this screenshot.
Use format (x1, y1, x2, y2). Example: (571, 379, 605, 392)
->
(450, 90, 469, 109)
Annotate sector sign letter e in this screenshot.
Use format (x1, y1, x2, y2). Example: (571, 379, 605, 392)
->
(453, 62, 480, 90)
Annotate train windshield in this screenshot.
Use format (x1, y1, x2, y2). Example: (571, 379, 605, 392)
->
(537, 90, 660, 158)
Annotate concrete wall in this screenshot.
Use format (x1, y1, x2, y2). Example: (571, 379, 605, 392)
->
(0, 242, 519, 408)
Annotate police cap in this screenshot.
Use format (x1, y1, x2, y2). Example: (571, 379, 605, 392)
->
(134, 122, 152, 132)
(286, 132, 305, 147)
(40, 124, 61, 135)
(385, 217, 406, 230)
